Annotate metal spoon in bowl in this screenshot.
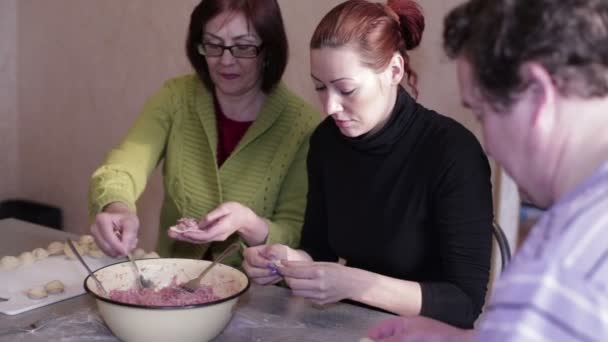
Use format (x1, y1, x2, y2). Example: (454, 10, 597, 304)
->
(66, 238, 109, 297)
(180, 242, 241, 293)
(111, 222, 154, 289)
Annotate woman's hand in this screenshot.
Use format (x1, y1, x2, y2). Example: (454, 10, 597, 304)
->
(168, 202, 269, 246)
(242, 244, 291, 285)
(90, 202, 139, 257)
(366, 316, 473, 342)
(278, 261, 362, 305)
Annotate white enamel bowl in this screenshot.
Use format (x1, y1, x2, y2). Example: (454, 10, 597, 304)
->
(84, 258, 249, 342)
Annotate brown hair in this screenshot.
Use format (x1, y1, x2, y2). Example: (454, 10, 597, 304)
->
(444, 0, 608, 109)
(186, 0, 288, 93)
(311, 0, 425, 97)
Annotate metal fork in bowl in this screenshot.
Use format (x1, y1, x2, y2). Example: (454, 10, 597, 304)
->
(180, 242, 241, 293)
(111, 222, 154, 289)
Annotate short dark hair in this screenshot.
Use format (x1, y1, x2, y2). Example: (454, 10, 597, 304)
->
(186, 0, 288, 93)
(443, 0, 608, 108)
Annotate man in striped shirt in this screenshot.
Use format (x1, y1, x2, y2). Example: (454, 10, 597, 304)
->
(366, 0, 608, 341)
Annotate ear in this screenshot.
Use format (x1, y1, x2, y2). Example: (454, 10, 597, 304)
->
(386, 53, 405, 86)
(519, 62, 557, 129)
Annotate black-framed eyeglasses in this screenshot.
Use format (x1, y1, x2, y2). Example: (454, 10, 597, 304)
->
(197, 43, 263, 59)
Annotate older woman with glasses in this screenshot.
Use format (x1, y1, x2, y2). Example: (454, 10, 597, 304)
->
(88, 0, 319, 266)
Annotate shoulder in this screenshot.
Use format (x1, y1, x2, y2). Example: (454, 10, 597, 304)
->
(414, 106, 488, 170)
(161, 74, 204, 92)
(272, 83, 322, 133)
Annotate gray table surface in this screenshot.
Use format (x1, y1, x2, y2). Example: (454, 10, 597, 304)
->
(0, 218, 394, 341)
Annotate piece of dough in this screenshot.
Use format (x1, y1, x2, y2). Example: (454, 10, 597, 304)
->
(32, 247, 49, 260)
(87, 247, 105, 258)
(143, 252, 160, 259)
(47, 241, 64, 255)
(1, 256, 20, 270)
(26, 286, 48, 299)
(64, 242, 84, 259)
(79, 234, 95, 246)
(169, 217, 199, 233)
(44, 280, 65, 294)
(359, 338, 375, 342)
(132, 248, 146, 260)
(19, 251, 35, 266)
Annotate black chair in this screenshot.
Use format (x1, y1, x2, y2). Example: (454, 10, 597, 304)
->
(492, 221, 512, 272)
(0, 199, 63, 230)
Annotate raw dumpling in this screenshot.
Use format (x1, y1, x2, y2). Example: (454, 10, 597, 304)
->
(1, 256, 20, 270)
(47, 241, 64, 255)
(32, 247, 49, 260)
(44, 280, 65, 294)
(87, 247, 105, 258)
(64, 242, 84, 259)
(19, 251, 35, 266)
(132, 248, 146, 260)
(26, 286, 48, 299)
(169, 218, 199, 233)
(142, 252, 160, 259)
(79, 234, 95, 246)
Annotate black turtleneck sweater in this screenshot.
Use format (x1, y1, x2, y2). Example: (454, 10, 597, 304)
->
(299, 87, 493, 328)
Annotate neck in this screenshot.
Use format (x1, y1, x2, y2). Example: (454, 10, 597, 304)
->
(369, 86, 399, 136)
(215, 86, 267, 122)
(550, 98, 608, 202)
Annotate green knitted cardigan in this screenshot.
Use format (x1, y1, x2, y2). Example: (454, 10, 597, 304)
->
(89, 75, 320, 266)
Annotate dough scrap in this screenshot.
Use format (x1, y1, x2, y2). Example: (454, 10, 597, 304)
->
(47, 241, 64, 255)
(79, 234, 95, 246)
(44, 280, 65, 294)
(64, 242, 84, 259)
(26, 286, 48, 299)
(169, 217, 199, 233)
(1, 256, 20, 270)
(132, 248, 146, 260)
(142, 252, 160, 259)
(19, 251, 35, 266)
(88, 247, 105, 258)
(32, 247, 49, 260)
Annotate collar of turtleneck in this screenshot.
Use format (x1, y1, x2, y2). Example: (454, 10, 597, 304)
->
(341, 85, 417, 154)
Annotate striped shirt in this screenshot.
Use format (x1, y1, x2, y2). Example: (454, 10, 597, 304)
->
(477, 162, 608, 341)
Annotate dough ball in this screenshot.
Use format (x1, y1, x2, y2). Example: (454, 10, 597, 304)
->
(47, 241, 64, 255)
(44, 280, 65, 294)
(1, 256, 20, 270)
(32, 248, 49, 260)
(64, 242, 84, 259)
(26, 286, 48, 299)
(88, 248, 105, 258)
(142, 252, 159, 259)
(132, 248, 146, 260)
(19, 251, 35, 266)
(359, 338, 375, 342)
(79, 234, 95, 246)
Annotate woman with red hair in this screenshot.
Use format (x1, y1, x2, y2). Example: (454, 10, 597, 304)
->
(243, 0, 493, 328)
